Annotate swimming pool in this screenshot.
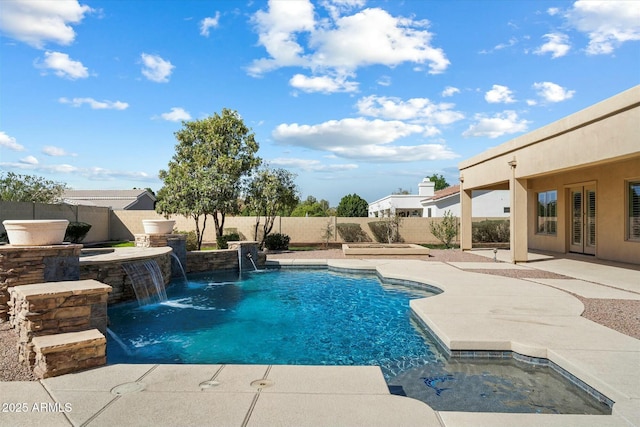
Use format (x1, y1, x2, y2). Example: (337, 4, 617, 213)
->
(107, 268, 610, 414)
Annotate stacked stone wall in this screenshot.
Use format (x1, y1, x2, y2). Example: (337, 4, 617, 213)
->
(32, 329, 106, 379)
(8, 280, 111, 368)
(0, 245, 82, 321)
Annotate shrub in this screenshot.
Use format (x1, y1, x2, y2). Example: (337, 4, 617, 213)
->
(177, 230, 198, 251)
(64, 222, 92, 243)
(368, 220, 402, 243)
(216, 232, 241, 250)
(472, 220, 510, 243)
(336, 223, 371, 242)
(429, 210, 458, 248)
(264, 233, 290, 250)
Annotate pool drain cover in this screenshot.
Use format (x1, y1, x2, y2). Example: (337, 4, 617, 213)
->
(199, 380, 221, 390)
(111, 382, 146, 395)
(250, 379, 274, 389)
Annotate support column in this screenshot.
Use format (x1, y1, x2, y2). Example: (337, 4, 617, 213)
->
(460, 185, 473, 251)
(509, 168, 528, 263)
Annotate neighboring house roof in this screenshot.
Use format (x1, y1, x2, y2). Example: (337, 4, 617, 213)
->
(432, 185, 460, 201)
(62, 189, 156, 210)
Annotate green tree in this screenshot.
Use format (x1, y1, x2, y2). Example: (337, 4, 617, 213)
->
(336, 193, 368, 217)
(245, 167, 299, 248)
(156, 109, 261, 250)
(429, 210, 458, 248)
(0, 172, 67, 203)
(291, 196, 332, 217)
(427, 174, 450, 191)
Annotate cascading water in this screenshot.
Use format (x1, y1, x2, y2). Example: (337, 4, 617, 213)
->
(122, 260, 168, 306)
(246, 252, 259, 271)
(170, 253, 188, 282)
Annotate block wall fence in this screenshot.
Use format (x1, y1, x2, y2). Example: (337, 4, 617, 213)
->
(1, 201, 503, 245)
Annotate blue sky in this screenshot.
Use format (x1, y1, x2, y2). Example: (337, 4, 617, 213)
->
(1, 0, 639, 206)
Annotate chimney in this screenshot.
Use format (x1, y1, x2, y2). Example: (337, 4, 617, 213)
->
(418, 178, 435, 197)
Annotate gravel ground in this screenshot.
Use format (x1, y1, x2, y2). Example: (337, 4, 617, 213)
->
(2, 248, 637, 381)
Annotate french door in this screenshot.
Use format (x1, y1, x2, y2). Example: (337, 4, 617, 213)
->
(569, 185, 596, 255)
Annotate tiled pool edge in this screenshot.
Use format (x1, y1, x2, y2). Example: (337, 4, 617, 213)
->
(410, 312, 615, 409)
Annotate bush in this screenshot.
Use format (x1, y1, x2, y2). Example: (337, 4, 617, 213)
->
(216, 232, 241, 250)
(368, 220, 402, 243)
(472, 220, 510, 243)
(64, 222, 92, 243)
(429, 210, 458, 248)
(336, 223, 371, 242)
(264, 233, 290, 250)
(177, 230, 198, 251)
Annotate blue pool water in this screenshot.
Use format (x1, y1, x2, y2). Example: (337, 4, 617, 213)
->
(107, 268, 610, 414)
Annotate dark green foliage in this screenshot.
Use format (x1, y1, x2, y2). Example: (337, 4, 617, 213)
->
(0, 232, 7, 244)
(426, 174, 450, 191)
(176, 230, 198, 251)
(472, 220, 510, 243)
(336, 223, 372, 242)
(264, 233, 290, 250)
(0, 172, 67, 203)
(368, 221, 402, 243)
(216, 232, 241, 249)
(336, 194, 368, 217)
(64, 222, 92, 243)
(291, 196, 332, 217)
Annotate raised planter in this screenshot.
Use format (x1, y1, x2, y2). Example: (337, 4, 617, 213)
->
(142, 219, 175, 234)
(2, 220, 69, 246)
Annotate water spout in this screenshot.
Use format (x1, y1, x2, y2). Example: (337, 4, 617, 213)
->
(170, 253, 188, 283)
(246, 252, 259, 271)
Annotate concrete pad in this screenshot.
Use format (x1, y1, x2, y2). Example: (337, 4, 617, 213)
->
(438, 411, 627, 427)
(264, 365, 389, 395)
(206, 364, 271, 393)
(471, 249, 554, 263)
(46, 390, 115, 426)
(528, 259, 640, 293)
(137, 364, 224, 392)
(448, 262, 532, 270)
(526, 279, 640, 300)
(248, 394, 441, 427)
(0, 382, 71, 427)
(549, 349, 640, 400)
(42, 364, 156, 391)
(86, 391, 256, 427)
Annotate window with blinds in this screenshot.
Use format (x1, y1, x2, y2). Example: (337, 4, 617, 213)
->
(537, 190, 557, 235)
(629, 181, 640, 241)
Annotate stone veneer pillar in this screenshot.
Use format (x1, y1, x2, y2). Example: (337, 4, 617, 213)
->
(8, 279, 111, 368)
(135, 233, 187, 278)
(0, 244, 82, 322)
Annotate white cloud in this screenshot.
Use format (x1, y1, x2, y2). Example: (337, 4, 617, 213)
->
(547, 7, 560, 16)
(140, 53, 174, 83)
(376, 75, 391, 86)
(200, 12, 220, 36)
(356, 95, 464, 126)
(534, 33, 571, 58)
(533, 82, 575, 102)
(289, 73, 358, 93)
(485, 85, 516, 104)
(160, 107, 192, 122)
(441, 86, 460, 97)
(0, 161, 155, 182)
(270, 157, 358, 172)
(272, 117, 458, 162)
(59, 97, 129, 110)
(463, 111, 530, 138)
(321, 0, 366, 20)
(0, 0, 93, 48)
(566, 0, 640, 55)
(20, 155, 38, 165)
(39, 51, 89, 79)
(479, 37, 518, 54)
(0, 131, 25, 151)
(42, 146, 75, 156)
(248, 2, 449, 78)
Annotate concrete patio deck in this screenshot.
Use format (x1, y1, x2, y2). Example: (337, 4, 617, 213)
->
(1, 253, 638, 427)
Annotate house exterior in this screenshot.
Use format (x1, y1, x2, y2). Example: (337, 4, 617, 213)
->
(368, 178, 509, 218)
(458, 85, 640, 265)
(62, 189, 156, 210)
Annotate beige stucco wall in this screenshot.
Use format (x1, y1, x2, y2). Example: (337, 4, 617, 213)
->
(459, 85, 640, 264)
(527, 157, 640, 264)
